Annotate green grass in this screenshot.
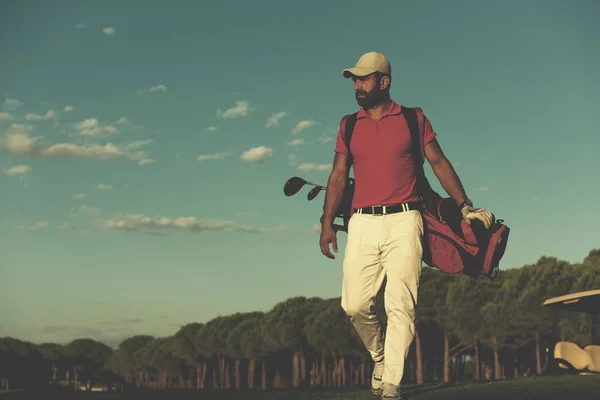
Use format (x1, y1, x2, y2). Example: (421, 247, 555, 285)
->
(2, 375, 600, 399)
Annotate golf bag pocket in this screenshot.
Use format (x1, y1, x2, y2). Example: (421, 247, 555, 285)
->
(421, 206, 510, 280)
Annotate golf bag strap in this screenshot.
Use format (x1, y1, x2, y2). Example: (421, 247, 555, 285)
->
(403, 106, 430, 201)
(344, 112, 358, 169)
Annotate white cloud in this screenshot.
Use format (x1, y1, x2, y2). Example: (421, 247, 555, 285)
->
(24, 113, 41, 121)
(472, 179, 497, 193)
(24, 110, 56, 121)
(318, 136, 334, 144)
(198, 152, 230, 161)
(76, 23, 86, 29)
(266, 111, 288, 128)
(297, 162, 331, 172)
(0, 112, 11, 120)
(289, 138, 304, 146)
(138, 158, 155, 166)
(104, 213, 289, 235)
(204, 126, 218, 132)
(2, 164, 31, 176)
(103, 27, 115, 35)
(95, 184, 113, 190)
(4, 98, 23, 108)
(69, 205, 102, 221)
(0, 124, 153, 165)
(115, 117, 130, 125)
(236, 211, 259, 218)
(34, 221, 48, 229)
(73, 193, 86, 200)
(217, 100, 252, 119)
(293, 120, 316, 135)
(288, 153, 297, 167)
(74, 118, 118, 137)
(58, 223, 72, 230)
(240, 146, 273, 166)
(135, 85, 167, 96)
(17, 221, 48, 231)
(149, 85, 166, 93)
(64, 106, 73, 112)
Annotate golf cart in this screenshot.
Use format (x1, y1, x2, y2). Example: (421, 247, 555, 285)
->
(543, 289, 600, 374)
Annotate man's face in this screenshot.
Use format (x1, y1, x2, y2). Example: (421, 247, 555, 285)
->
(353, 74, 386, 109)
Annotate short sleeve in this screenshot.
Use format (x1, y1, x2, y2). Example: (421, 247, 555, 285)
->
(420, 108, 437, 146)
(334, 116, 349, 155)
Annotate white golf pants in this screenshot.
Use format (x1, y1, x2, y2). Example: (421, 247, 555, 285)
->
(341, 209, 423, 386)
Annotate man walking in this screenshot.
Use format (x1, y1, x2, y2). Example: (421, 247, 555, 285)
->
(319, 52, 493, 399)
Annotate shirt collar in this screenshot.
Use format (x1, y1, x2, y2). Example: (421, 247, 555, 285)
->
(356, 99, 402, 120)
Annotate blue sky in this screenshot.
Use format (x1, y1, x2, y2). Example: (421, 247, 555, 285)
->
(1, 0, 598, 347)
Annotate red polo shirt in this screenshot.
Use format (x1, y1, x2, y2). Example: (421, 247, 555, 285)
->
(334, 101, 437, 209)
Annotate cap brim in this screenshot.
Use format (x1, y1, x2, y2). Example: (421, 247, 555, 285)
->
(342, 67, 376, 78)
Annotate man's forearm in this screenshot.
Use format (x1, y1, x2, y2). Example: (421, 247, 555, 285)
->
(431, 159, 469, 206)
(322, 173, 346, 227)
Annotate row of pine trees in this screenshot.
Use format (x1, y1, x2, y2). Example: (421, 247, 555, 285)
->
(1, 250, 599, 392)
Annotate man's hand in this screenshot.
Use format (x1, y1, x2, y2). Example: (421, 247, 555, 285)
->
(320, 225, 338, 259)
(461, 205, 494, 229)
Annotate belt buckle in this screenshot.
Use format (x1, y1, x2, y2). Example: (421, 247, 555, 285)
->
(371, 205, 383, 216)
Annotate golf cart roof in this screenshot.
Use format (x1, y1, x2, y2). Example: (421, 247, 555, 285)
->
(542, 289, 600, 313)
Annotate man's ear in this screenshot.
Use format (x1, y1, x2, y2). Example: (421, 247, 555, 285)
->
(380, 75, 390, 91)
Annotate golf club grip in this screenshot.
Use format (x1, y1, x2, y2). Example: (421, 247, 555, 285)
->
(332, 223, 346, 233)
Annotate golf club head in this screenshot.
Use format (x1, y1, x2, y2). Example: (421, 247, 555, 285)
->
(283, 177, 307, 197)
(307, 186, 322, 201)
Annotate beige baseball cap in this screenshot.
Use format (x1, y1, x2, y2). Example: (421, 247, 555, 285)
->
(343, 52, 391, 78)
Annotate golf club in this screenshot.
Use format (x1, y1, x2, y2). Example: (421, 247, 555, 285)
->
(320, 215, 345, 233)
(307, 186, 322, 201)
(283, 175, 351, 233)
(283, 176, 325, 197)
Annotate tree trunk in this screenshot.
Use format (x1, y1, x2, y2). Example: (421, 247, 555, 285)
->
(330, 352, 338, 387)
(416, 330, 423, 384)
(492, 337, 501, 380)
(300, 351, 307, 386)
(474, 338, 480, 381)
(360, 359, 365, 385)
(74, 367, 79, 391)
(261, 360, 267, 390)
(293, 351, 301, 388)
(225, 363, 232, 389)
(443, 330, 450, 383)
(320, 356, 327, 387)
(219, 354, 226, 389)
(535, 331, 542, 375)
(485, 364, 492, 380)
(340, 356, 347, 387)
(311, 361, 319, 386)
(235, 359, 241, 389)
(248, 359, 256, 389)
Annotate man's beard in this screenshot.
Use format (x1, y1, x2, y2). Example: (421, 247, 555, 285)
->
(355, 88, 386, 109)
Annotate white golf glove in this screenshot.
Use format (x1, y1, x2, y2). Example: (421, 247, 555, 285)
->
(460, 201, 494, 229)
